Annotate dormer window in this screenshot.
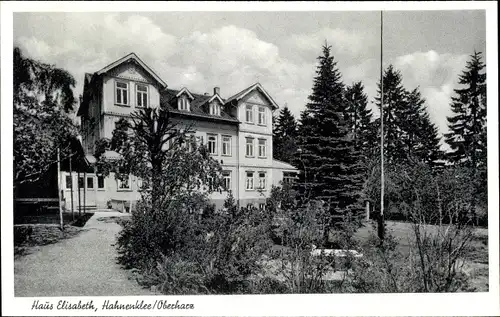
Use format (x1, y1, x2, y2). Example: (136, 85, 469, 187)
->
(178, 96, 190, 111)
(209, 102, 221, 116)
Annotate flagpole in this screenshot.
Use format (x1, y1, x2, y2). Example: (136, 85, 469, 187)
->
(378, 10, 385, 240)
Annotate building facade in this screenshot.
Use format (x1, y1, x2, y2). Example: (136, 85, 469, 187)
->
(63, 53, 297, 211)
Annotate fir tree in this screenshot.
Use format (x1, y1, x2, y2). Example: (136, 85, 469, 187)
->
(444, 51, 487, 223)
(444, 51, 487, 169)
(374, 65, 408, 164)
(296, 44, 364, 228)
(403, 87, 443, 166)
(375, 66, 442, 166)
(273, 105, 298, 164)
(344, 82, 375, 165)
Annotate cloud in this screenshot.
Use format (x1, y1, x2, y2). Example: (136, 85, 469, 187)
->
(14, 14, 471, 153)
(392, 51, 468, 140)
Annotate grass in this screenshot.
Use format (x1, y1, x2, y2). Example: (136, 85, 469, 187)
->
(14, 211, 95, 257)
(353, 220, 489, 292)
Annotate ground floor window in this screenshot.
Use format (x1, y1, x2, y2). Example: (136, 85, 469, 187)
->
(87, 176, 94, 189)
(283, 171, 297, 184)
(97, 175, 105, 189)
(259, 203, 266, 210)
(117, 175, 131, 190)
(65, 175, 72, 189)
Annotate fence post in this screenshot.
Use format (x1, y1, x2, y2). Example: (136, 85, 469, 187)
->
(57, 148, 64, 230)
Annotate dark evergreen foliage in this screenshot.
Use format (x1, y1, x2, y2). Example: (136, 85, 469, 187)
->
(296, 44, 365, 226)
(273, 105, 299, 164)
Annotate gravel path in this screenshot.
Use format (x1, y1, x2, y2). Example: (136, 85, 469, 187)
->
(14, 211, 155, 297)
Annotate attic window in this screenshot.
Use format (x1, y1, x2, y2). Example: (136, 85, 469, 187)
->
(178, 96, 190, 111)
(209, 102, 221, 116)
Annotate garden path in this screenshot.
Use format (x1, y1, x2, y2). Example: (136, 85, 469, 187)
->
(14, 211, 155, 297)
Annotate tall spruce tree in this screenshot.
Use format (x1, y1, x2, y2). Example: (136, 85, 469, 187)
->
(404, 87, 443, 165)
(374, 65, 408, 164)
(344, 82, 375, 165)
(444, 51, 487, 169)
(375, 65, 442, 165)
(273, 105, 298, 164)
(296, 44, 364, 226)
(444, 51, 487, 223)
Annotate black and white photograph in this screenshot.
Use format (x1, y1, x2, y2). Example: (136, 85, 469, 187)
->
(1, 1, 498, 316)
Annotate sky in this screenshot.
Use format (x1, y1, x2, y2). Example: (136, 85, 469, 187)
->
(13, 10, 486, 148)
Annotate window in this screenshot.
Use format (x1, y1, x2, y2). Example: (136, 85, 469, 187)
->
(97, 175, 105, 189)
(245, 105, 254, 123)
(258, 172, 267, 190)
(65, 175, 72, 189)
(209, 102, 221, 116)
(258, 139, 267, 158)
(246, 172, 254, 190)
(178, 96, 190, 111)
(208, 134, 218, 155)
(87, 176, 94, 189)
(207, 176, 214, 190)
(78, 176, 84, 189)
(115, 81, 128, 105)
(222, 135, 231, 156)
(117, 175, 131, 190)
(258, 107, 266, 125)
(196, 135, 204, 146)
(259, 203, 266, 210)
(136, 84, 148, 108)
(187, 134, 197, 152)
(283, 172, 297, 184)
(222, 171, 231, 191)
(246, 137, 254, 157)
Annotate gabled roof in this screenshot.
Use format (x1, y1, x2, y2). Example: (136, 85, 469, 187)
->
(96, 53, 167, 88)
(161, 89, 239, 124)
(175, 87, 195, 100)
(207, 94, 224, 104)
(224, 83, 279, 109)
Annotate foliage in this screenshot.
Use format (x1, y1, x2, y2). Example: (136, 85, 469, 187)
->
(344, 81, 375, 164)
(373, 65, 442, 166)
(444, 51, 487, 169)
(272, 105, 299, 164)
(347, 161, 477, 293)
(296, 44, 365, 234)
(13, 47, 78, 185)
(444, 51, 487, 224)
(266, 185, 359, 293)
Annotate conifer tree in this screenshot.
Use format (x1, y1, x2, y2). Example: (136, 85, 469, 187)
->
(273, 105, 298, 164)
(444, 51, 487, 223)
(374, 65, 408, 164)
(374, 66, 442, 166)
(296, 44, 364, 228)
(403, 88, 443, 166)
(344, 82, 375, 165)
(445, 51, 487, 169)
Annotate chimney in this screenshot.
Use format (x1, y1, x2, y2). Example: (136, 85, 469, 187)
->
(214, 87, 220, 95)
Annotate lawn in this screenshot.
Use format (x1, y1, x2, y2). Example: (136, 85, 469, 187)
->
(353, 220, 489, 292)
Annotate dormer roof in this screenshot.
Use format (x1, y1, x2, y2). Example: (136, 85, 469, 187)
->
(96, 52, 167, 88)
(161, 88, 239, 124)
(175, 87, 195, 100)
(224, 82, 279, 110)
(206, 94, 224, 104)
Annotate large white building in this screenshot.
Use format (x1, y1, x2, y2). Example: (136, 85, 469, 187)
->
(62, 53, 297, 211)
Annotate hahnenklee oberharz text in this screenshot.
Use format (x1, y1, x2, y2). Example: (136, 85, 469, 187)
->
(31, 299, 195, 311)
